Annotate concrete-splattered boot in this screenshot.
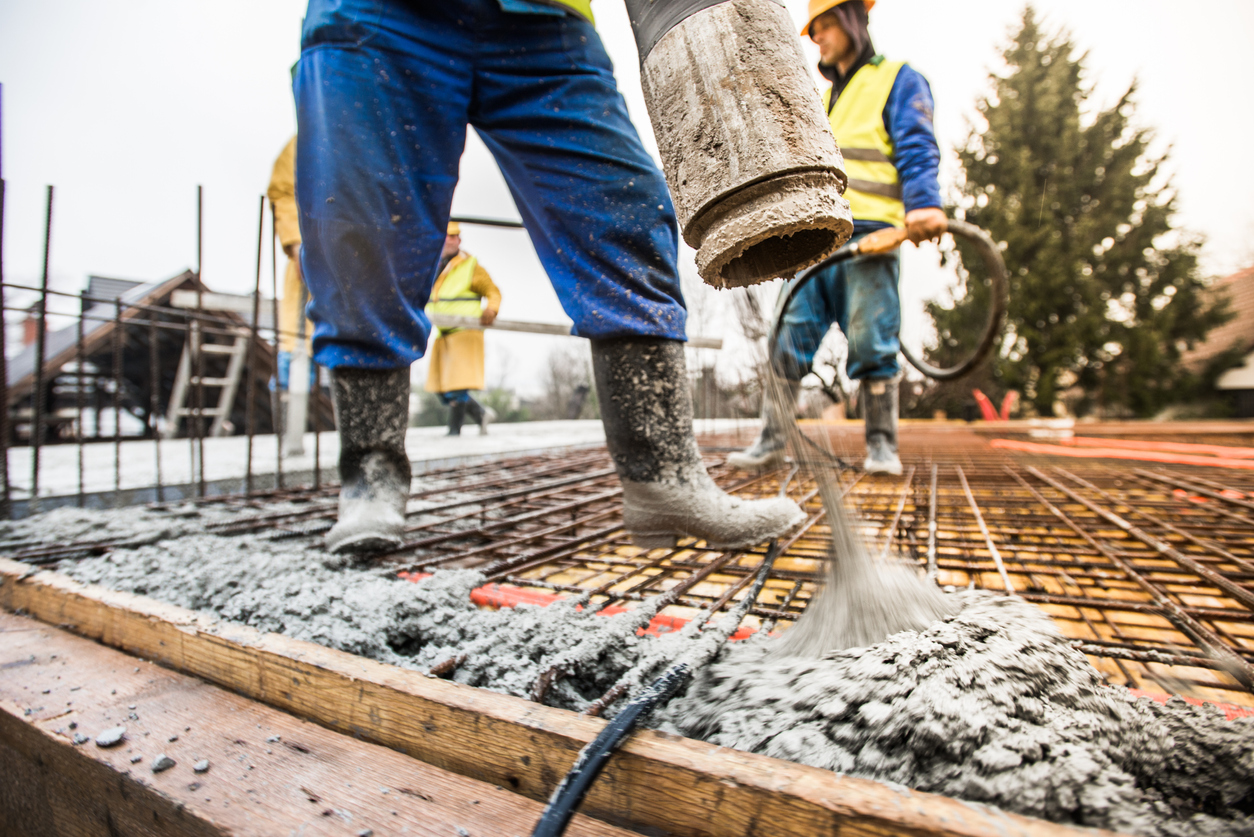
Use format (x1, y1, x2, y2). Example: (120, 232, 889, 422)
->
(325, 368, 412, 559)
(592, 337, 805, 549)
(725, 379, 800, 471)
(861, 378, 903, 476)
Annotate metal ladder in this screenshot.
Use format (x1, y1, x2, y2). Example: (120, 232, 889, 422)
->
(163, 325, 249, 439)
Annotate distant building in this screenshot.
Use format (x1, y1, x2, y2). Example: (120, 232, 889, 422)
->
(1181, 266, 1254, 417)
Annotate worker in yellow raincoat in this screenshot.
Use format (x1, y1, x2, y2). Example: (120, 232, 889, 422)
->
(265, 135, 313, 390)
(424, 222, 501, 436)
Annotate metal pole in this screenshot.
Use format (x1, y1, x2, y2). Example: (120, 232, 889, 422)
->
(194, 184, 205, 498)
(31, 185, 53, 513)
(0, 177, 11, 519)
(270, 206, 283, 490)
(0, 86, 10, 517)
(148, 310, 163, 502)
(312, 362, 321, 489)
(75, 310, 84, 506)
(112, 298, 123, 506)
(245, 195, 264, 494)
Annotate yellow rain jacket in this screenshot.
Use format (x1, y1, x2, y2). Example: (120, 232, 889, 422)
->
(266, 136, 312, 353)
(424, 252, 501, 394)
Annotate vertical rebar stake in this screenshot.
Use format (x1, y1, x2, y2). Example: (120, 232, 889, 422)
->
(148, 311, 163, 502)
(31, 185, 54, 514)
(313, 362, 322, 490)
(246, 195, 265, 495)
(270, 205, 284, 490)
(0, 86, 9, 518)
(194, 184, 206, 499)
(0, 175, 11, 519)
(75, 309, 85, 506)
(112, 298, 124, 505)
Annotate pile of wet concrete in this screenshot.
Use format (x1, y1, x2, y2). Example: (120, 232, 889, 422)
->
(3, 504, 1251, 837)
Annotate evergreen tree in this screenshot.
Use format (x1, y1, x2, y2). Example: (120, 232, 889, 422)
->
(925, 6, 1230, 418)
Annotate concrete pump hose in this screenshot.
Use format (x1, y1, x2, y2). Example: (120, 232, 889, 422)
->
(625, 0, 854, 289)
(771, 218, 1009, 382)
(899, 219, 1008, 382)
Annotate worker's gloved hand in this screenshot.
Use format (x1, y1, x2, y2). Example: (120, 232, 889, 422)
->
(904, 207, 947, 244)
(284, 242, 301, 261)
(479, 308, 498, 327)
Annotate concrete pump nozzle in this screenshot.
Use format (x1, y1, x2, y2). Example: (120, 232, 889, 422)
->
(626, 0, 853, 288)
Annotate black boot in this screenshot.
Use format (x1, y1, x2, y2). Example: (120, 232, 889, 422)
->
(591, 337, 804, 549)
(325, 367, 412, 559)
(447, 401, 467, 436)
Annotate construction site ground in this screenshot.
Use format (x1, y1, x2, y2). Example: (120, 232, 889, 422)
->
(2, 418, 1253, 837)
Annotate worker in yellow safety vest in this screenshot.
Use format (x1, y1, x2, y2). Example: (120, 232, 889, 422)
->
(728, 0, 946, 476)
(424, 222, 502, 436)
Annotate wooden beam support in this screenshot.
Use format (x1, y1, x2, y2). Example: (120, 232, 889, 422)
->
(0, 558, 1115, 837)
(0, 610, 635, 837)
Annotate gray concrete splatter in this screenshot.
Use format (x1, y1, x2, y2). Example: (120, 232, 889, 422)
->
(4, 505, 1249, 836)
(659, 591, 1254, 837)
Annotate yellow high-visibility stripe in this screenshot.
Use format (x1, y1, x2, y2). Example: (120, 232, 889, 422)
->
(549, 0, 595, 23)
(823, 58, 906, 226)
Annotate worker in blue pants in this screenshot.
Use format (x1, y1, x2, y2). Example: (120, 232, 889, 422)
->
(727, 0, 946, 476)
(296, 0, 805, 558)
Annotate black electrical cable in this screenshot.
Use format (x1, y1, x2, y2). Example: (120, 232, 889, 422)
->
(771, 218, 1008, 382)
(530, 540, 783, 837)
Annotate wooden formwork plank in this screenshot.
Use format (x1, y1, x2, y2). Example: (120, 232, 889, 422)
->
(0, 610, 636, 837)
(0, 558, 1116, 837)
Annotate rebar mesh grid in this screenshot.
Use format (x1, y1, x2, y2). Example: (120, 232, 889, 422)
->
(58, 423, 1240, 713)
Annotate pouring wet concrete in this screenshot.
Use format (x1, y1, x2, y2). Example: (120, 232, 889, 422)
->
(3, 503, 1250, 837)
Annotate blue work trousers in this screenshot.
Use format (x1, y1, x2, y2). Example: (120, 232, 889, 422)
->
(295, 0, 687, 370)
(437, 390, 473, 406)
(771, 231, 902, 382)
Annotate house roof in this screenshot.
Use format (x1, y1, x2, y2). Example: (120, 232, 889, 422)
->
(6, 271, 200, 393)
(1181, 266, 1254, 371)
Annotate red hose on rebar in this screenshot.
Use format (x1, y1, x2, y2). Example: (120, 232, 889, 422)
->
(397, 571, 758, 640)
(990, 439, 1254, 471)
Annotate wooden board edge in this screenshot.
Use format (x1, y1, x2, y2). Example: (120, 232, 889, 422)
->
(0, 557, 1116, 837)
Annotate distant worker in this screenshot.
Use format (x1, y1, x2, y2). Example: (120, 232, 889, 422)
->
(424, 222, 500, 436)
(266, 135, 315, 456)
(728, 0, 945, 476)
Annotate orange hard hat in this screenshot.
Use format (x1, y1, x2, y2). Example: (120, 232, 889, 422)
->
(801, 0, 875, 37)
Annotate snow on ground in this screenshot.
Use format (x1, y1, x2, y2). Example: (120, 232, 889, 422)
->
(4, 417, 755, 501)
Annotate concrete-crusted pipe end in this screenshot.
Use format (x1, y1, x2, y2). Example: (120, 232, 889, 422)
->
(690, 169, 852, 289)
(639, 0, 853, 289)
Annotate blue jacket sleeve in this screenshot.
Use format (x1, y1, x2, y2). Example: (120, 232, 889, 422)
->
(883, 64, 942, 214)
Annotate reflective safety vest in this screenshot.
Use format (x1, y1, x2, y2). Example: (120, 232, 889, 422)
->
(540, 0, 594, 23)
(426, 254, 482, 336)
(823, 56, 906, 227)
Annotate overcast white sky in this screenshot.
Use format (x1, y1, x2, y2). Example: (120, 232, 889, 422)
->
(2, 1, 1251, 396)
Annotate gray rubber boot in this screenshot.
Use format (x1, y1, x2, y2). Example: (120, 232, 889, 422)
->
(861, 377, 903, 476)
(325, 367, 412, 560)
(592, 337, 806, 549)
(447, 401, 466, 436)
(465, 397, 495, 436)
(725, 379, 800, 471)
